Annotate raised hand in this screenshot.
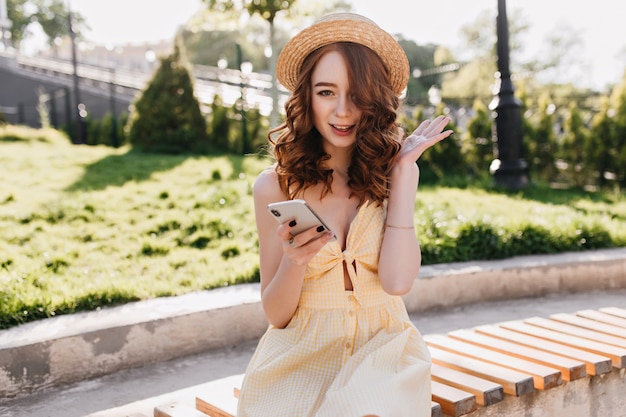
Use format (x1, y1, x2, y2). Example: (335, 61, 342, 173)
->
(396, 115, 453, 165)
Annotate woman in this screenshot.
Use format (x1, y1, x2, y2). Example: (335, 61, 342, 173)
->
(237, 12, 452, 417)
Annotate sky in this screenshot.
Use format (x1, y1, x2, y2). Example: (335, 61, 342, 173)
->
(53, 0, 626, 90)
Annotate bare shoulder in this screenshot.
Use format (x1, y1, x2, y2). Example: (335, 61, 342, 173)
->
(253, 166, 286, 203)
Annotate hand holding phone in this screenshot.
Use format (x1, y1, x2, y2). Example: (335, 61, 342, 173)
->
(267, 199, 336, 241)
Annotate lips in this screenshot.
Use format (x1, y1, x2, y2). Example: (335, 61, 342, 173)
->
(331, 124, 355, 133)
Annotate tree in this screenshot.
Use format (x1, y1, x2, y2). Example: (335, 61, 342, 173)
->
(610, 71, 626, 187)
(126, 45, 208, 154)
(202, 0, 296, 130)
(528, 93, 557, 182)
(6, 0, 86, 49)
(586, 98, 615, 188)
(463, 99, 494, 175)
(399, 39, 437, 106)
(560, 102, 588, 187)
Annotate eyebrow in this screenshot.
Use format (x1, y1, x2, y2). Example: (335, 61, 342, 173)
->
(313, 82, 337, 88)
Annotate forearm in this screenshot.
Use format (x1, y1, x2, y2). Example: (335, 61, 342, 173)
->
(378, 162, 421, 294)
(261, 258, 307, 328)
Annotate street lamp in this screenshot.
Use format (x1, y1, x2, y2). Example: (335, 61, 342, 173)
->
(144, 48, 156, 72)
(489, 0, 528, 189)
(67, 2, 85, 144)
(217, 57, 227, 97)
(0, 0, 12, 51)
(240, 60, 253, 154)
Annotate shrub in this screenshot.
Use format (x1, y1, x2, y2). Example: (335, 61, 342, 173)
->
(126, 44, 208, 153)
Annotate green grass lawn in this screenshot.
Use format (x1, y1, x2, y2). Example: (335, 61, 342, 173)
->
(1, 125, 626, 329)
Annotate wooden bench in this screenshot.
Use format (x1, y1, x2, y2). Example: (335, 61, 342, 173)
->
(154, 307, 626, 417)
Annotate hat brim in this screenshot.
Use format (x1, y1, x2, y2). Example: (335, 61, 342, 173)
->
(276, 13, 409, 95)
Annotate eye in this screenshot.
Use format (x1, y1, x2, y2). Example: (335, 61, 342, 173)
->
(317, 90, 333, 97)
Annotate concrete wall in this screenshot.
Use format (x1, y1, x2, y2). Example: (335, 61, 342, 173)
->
(468, 368, 626, 417)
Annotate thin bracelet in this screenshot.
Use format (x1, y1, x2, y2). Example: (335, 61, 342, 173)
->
(385, 224, 414, 229)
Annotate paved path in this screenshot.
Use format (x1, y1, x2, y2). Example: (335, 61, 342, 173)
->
(2, 288, 626, 417)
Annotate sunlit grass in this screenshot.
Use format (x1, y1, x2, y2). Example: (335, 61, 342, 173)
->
(1, 128, 625, 329)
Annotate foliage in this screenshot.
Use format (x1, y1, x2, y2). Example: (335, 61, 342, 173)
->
(463, 99, 494, 175)
(86, 112, 129, 148)
(560, 102, 588, 187)
(126, 45, 209, 154)
(610, 72, 626, 188)
(1, 133, 626, 329)
(6, 0, 87, 48)
(587, 99, 616, 188)
(527, 93, 558, 182)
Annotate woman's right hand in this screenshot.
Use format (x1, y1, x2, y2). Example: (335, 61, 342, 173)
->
(277, 221, 335, 266)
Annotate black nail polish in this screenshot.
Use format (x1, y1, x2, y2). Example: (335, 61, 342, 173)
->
(316, 225, 325, 233)
(289, 220, 297, 227)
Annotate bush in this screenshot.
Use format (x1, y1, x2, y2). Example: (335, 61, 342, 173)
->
(126, 44, 208, 153)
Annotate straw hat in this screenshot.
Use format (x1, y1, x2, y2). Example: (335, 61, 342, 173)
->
(276, 12, 410, 95)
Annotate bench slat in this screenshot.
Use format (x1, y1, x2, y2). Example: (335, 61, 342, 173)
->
(426, 334, 562, 390)
(600, 307, 626, 320)
(430, 401, 442, 417)
(475, 324, 612, 375)
(533, 316, 626, 346)
(155, 402, 210, 417)
(431, 380, 477, 417)
(501, 320, 626, 368)
(448, 329, 586, 381)
(429, 346, 535, 396)
(431, 363, 504, 406)
(195, 373, 443, 416)
(576, 309, 626, 329)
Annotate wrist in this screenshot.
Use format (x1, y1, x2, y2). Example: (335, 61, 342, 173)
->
(390, 161, 419, 188)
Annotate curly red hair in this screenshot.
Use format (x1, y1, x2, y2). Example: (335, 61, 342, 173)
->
(269, 42, 403, 205)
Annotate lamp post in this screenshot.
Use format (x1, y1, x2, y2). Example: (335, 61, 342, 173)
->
(236, 43, 252, 154)
(67, 3, 84, 144)
(108, 66, 118, 147)
(217, 56, 227, 97)
(489, 0, 528, 189)
(240, 61, 253, 154)
(0, 0, 11, 50)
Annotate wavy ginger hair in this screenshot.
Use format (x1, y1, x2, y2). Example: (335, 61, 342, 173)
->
(269, 42, 403, 205)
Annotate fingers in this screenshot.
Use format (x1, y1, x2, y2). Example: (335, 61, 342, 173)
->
(277, 221, 334, 264)
(411, 115, 450, 138)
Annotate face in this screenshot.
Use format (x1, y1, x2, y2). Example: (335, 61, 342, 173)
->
(311, 51, 363, 152)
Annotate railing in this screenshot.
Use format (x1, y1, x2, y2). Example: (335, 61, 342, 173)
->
(0, 51, 288, 116)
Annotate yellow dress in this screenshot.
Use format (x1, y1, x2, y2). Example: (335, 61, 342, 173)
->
(237, 201, 431, 417)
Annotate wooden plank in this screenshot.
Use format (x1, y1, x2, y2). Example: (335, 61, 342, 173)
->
(524, 316, 626, 348)
(501, 320, 626, 368)
(577, 309, 626, 329)
(431, 363, 504, 406)
(429, 345, 535, 397)
(196, 374, 442, 417)
(475, 324, 612, 376)
(155, 402, 210, 417)
(431, 380, 477, 417)
(431, 401, 443, 417)
(600, 307, 626, 320)
(426, 334, 561, 390)
(449, 328, 586, 381)
(195, 374, 243, 417)
(195, 397, 235, 417)
(546, 314, 626, 342)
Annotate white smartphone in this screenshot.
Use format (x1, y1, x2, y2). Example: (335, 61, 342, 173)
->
(267, 199, 335, 240)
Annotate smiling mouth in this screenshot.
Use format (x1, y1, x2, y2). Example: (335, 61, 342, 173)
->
(331, 124, 355, 132)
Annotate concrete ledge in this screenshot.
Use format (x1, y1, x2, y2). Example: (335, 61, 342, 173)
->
(1, 248, 626, 400)
(466, 368, 626, 417)
(406, 247, 626, 313)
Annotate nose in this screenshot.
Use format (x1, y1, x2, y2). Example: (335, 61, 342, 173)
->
(335, 94, 354, 117)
